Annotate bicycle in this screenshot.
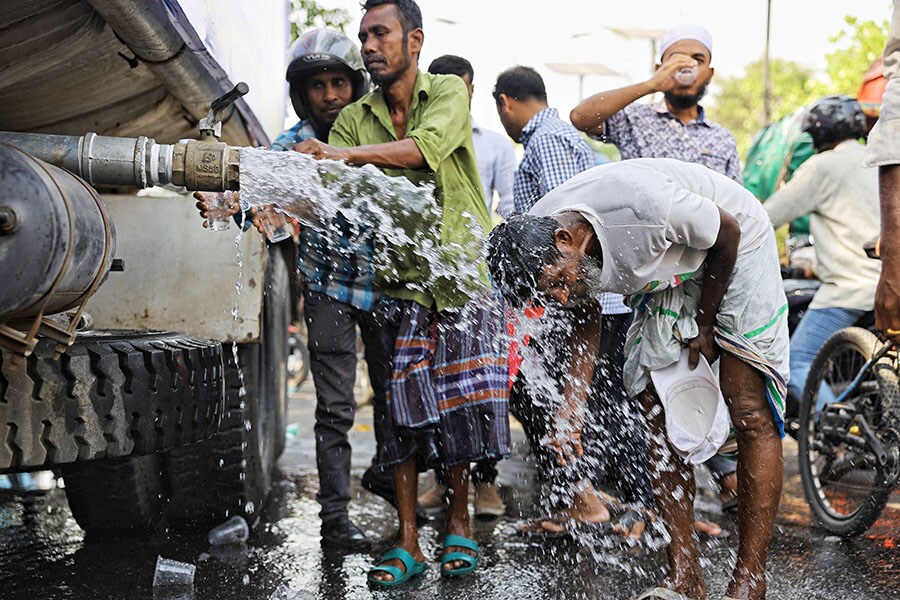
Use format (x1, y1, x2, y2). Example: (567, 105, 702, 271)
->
(797, 326, 900, 536)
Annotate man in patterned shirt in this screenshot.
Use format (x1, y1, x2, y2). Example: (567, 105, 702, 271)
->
(571, 24, 742, 511)
(571, 24, 742, 184)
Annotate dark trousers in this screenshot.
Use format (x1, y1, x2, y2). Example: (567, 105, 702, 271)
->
(510, 312, 653, 508)
(304, 290, 391, 521)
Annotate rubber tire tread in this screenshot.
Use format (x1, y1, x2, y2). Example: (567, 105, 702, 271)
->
(61, 453, 167, 536)
(798, 326, 892, 537)
(0, 331, 224, 473)
(165, 248, 290, 529)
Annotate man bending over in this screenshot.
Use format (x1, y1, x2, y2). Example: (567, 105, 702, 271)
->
(488, 158, 788, 600)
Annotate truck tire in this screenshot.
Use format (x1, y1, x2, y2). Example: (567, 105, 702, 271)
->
(60, 454, 166, 537)
(165, 248, 290, 529)
(0, 331, 224, 473)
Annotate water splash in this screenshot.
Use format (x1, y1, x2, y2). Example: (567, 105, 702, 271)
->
(239, 149, 487, 300)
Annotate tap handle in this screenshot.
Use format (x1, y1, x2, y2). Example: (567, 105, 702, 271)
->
(210, 82, 249, 115)
(199, 82, 249, 139)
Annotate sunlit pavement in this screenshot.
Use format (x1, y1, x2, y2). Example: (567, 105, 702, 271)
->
(1, 377, 898, 600)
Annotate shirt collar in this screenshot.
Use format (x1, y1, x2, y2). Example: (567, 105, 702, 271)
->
(653, 99, 710, 127)
(362, 69, 431, 110)
(359, 70, 430, 140)
(471, 115, 480, 133)
(520, 107, 558, 145)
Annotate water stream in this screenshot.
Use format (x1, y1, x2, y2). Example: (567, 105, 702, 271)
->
(235, 149, 688, 582)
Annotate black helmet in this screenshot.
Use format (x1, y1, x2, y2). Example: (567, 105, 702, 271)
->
(286, 29, 368, 120)
(800, 95, 867, 150)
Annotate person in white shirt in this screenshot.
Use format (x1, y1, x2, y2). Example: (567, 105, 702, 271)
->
(764, 96, 880, 413)
(428, 55, 516, 219)
(488, 158, 789, 600)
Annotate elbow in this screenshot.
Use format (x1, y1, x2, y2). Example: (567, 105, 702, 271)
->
(569, 105, 592, 132)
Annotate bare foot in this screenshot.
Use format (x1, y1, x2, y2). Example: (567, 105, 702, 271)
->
(693, 519, 723, 537)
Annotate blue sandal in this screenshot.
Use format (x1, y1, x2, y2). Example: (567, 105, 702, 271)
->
(366, 547, 427, 588)
(440, 534, 479, 577)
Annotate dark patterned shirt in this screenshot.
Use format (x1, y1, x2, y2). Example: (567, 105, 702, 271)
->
(271, 120, 380, 311)
(603, 100, 743, 183)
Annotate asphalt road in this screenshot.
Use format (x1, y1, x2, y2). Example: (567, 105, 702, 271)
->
(1, 378, 898, 600)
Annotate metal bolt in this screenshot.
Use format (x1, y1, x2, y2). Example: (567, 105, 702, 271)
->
(0, 206, 17, 234)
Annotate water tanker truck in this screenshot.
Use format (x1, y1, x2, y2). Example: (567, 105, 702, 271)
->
(0, 0, 294, 535)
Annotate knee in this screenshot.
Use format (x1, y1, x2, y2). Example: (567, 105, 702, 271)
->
(729, 395, 777, 440)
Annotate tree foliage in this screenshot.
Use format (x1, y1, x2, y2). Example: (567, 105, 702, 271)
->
(290, 0, 351, 41)
(709, 59, 826, 158)
(825, 15, 889, 95)
(709, 15, 889, 160)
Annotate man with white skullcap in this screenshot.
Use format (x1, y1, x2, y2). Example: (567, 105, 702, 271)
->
(571, 24, 742, 183)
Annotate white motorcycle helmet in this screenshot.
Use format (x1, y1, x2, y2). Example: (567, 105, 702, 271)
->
(286, 29, 369, 120)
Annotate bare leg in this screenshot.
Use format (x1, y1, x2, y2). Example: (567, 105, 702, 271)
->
(720, 353, 783, 600)
(442, 462, 476, 571)
(369, 458, 425, 582)
(639, 389, 706, 599)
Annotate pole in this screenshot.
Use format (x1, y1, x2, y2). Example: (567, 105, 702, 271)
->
(763, 0, 773, 125)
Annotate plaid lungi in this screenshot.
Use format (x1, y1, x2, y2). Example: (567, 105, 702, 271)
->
(375, 297, 511, 469)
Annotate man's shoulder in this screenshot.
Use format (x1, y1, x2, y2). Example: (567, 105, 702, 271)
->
(422, 71, 467, 97)
(272, 120, 317, 149)
(701, 117, 737, 141)
(477, 125, 512, 145)
(529, 115, 591, 151)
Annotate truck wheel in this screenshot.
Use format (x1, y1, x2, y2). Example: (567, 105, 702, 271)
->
(0, 331, 224, 473)
(165, 248, 290, 529)
(60, 454, 166, 537)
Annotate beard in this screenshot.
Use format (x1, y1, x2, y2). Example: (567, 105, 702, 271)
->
(565, 255, 605, 307)
(367, 39, 412, 87)
(664, 83, 708, 110)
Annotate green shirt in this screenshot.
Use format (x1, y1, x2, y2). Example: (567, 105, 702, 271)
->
(329, 70, 490, 311)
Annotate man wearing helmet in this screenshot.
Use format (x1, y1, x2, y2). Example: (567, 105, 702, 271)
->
(764, 95, 881, 412)
(277, 28, 394, 551)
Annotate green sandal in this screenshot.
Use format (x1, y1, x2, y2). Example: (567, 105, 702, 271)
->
(440, 534, 479, 577)
(366, 548, 427, 588)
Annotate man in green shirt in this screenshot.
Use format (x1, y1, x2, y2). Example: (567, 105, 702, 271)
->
(295, 0, 509, 587)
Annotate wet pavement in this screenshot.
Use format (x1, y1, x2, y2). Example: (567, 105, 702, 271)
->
(1, 378, 898, 600)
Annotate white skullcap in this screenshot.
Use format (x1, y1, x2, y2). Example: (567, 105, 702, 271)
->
(659, 24, 713, 60)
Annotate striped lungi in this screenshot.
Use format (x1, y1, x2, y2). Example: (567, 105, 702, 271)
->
(624, 230, 790, 438)
(374, 297, 511, 469)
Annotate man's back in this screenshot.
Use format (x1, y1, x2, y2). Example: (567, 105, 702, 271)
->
(765, 140, 881, 310)
(513, 107, 594, 213)
(530, 158, 770, 296)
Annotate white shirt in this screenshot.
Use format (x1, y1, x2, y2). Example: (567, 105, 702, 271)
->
(766, 140, 881, 310)
(471, 117, 516, 216)
(530, 158, 771, 297)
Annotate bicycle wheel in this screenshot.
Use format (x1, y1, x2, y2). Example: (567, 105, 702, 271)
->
(797, 327, 894, 537)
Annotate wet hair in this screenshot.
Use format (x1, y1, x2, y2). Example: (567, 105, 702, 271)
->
(492, 66, 547, 105)
(428, 55, 474, 81)
(361, 0, 422, 34)
(487, 214, 561, 307)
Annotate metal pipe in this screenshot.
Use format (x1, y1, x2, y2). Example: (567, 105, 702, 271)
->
(0, 131, 240, 192)
(87, 0, 252, 145)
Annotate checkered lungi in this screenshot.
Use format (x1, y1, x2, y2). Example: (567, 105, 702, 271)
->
(374, 297, 511, 469)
